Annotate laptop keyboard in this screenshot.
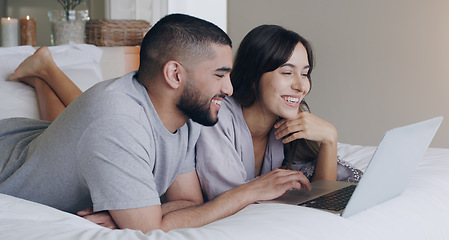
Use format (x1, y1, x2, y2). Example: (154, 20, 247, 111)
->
(298, 185, 357, 211)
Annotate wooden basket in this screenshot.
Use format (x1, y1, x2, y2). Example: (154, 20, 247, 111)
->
(85, 19, 151, 47)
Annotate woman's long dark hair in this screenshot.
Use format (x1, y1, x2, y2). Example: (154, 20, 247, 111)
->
(230, 24, 319, 166)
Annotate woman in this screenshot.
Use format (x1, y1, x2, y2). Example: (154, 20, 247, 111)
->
(196, 25, 362, 201)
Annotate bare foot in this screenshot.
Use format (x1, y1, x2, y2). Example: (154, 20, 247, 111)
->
(9, 47, 54, 81)
(15, 76, 47, 89)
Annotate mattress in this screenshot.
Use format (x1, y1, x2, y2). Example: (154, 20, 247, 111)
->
(1, 143, 449, 240)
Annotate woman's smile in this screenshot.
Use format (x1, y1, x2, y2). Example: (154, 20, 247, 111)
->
(281, 95, 301, 108)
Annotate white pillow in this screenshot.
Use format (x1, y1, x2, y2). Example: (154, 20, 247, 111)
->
(0, 44, 103, 120)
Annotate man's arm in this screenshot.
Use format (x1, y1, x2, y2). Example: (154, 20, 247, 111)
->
(109, 171, 202, 233)
(109, 168, 311, 233)
(161, 171, 204, 215)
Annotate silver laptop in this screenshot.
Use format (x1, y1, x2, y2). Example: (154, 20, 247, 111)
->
(260, 116, 443, 218)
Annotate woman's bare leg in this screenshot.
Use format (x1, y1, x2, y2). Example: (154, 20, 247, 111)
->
(9, 46, 82, 107)
(18, 76, 66, 122)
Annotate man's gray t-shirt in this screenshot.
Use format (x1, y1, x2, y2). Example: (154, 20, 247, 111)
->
(0, 72, 200, 213)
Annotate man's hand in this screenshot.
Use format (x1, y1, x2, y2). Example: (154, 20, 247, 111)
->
(238, 168, 311, 203)
(77, 207, 118, 230)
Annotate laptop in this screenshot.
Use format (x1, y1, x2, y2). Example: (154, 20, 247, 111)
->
(260, 116, 443, 218)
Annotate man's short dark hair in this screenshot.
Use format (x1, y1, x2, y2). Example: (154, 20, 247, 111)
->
(137, 13, 232, 84)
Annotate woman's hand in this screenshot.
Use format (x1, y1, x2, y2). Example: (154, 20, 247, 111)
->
(274, 112, 338, 181)
(274, 112, 337, 145)
(77, 207, 118, 230)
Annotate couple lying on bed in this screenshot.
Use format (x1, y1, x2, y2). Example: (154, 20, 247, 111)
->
(0, 13, 361, 233)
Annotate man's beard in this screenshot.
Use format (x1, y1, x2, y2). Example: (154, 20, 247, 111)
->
(177, 81, 219, 126)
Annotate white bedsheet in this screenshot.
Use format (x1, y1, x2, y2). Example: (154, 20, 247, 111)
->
(1, 143, 449, 240)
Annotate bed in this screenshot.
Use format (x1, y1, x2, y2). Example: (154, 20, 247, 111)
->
(1, 45, 449, 240)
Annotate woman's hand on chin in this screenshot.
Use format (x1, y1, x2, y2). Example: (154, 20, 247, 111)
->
(274, 112, 337, 144)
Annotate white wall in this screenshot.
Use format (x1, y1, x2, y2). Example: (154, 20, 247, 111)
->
(105, 0, 227, 32)
(167, 0, 227, 32)
(228, 0, 449, 148)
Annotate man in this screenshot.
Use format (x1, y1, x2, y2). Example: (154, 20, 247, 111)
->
(0, 14, 310, 233)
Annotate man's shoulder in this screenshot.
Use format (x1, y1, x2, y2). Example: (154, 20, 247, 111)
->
(86, 72, 140, 99)
(73, 73, 148, 118)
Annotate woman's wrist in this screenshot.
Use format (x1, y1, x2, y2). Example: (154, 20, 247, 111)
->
(321, 127, 338, 145)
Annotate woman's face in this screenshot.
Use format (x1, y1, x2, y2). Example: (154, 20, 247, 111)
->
(258, 43, 311, 120)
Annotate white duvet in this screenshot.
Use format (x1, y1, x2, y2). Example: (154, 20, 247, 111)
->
(1, 143, 449, 240)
